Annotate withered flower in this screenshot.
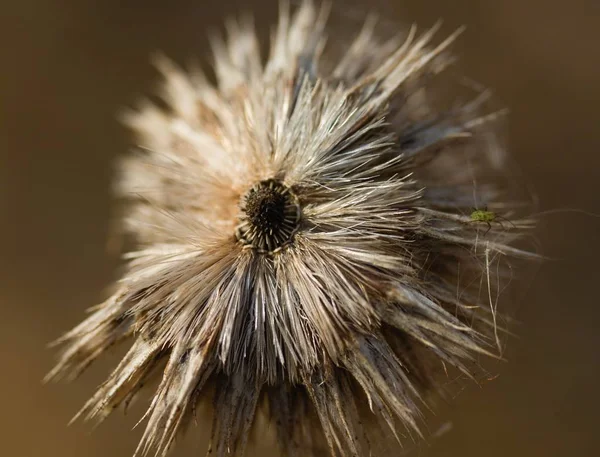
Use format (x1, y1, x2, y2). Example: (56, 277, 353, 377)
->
(48, 2, 534, 456)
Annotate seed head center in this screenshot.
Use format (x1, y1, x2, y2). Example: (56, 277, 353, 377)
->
(236, 179, 300, 253)
(245, 186, 287, 232)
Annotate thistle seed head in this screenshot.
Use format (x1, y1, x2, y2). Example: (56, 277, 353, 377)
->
(47, 2, 535, 457)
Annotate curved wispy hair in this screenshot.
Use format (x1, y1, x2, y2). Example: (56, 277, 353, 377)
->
(47, 2, 535, 456)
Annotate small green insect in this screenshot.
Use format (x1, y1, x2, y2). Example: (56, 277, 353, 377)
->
(469, 206, 514, 235)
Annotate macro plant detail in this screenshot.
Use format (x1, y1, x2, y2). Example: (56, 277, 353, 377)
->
(47, 2, 534, 457)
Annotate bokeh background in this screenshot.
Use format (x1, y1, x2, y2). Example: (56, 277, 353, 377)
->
(2, 1, 599, 456)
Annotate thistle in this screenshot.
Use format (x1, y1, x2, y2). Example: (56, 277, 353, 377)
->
(47, 2, 534, 456)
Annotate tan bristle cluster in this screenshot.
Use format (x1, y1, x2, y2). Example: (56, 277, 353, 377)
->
(47, 2, 535, 457)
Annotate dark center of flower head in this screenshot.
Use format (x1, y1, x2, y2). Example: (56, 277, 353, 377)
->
(236, 179, 300, 253)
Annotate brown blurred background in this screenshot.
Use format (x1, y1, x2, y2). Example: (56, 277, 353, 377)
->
(1, 1, 599, 456)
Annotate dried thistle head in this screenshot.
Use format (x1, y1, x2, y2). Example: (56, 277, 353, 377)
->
(47, 2, 535, 456)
